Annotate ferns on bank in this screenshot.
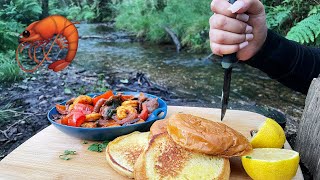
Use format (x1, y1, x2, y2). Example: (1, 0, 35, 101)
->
(0, 0, 41, 24)
(286, 14, 320, 45)
(0, 20, 23, 52)
(49, 0, 99, 22)
(265, 0, 320, 46)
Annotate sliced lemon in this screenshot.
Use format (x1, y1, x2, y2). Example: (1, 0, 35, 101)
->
(242, 148, 299, 180)
(250, 118, 285, 148)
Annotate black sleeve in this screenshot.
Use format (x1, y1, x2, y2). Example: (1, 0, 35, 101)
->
(245, 29, 320, 94)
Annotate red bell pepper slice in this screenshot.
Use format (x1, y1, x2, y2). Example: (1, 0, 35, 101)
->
(68, 110, 86, 127)
(73, 103, 94, 115)
(92, 90, 114, 106)
(139, 103, 149, 121)
(60, 115, 70, 125)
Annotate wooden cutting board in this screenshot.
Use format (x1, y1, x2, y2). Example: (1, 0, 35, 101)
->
(0, 106, 303, 179)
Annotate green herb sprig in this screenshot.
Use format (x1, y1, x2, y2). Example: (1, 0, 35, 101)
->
(59, 150, 77, 160)
(87, 141, 109, 152)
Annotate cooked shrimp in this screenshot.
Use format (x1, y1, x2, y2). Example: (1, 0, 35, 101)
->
(116, 106, 137, 120)
(121, 100, 139, 107)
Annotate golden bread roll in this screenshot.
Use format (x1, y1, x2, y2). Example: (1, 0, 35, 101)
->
(167, 113, 252, 157)
(134, 133, 230, 180)
(106, 131, 149, 178)
(149, 119, 168, 138)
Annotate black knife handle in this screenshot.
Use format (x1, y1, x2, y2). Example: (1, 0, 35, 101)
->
(221, 0, 238, 69)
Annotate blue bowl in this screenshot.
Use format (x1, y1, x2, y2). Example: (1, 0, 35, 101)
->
(47, 91, 167, 141)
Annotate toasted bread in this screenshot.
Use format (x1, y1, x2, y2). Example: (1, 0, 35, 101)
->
(167, 113, 252, 157)
(106, 131, 150, 178)
(134, 133, 230, 180)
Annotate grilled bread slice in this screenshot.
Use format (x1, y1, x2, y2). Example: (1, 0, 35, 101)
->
(106, 131, 150, 178)
(134, 133, 230, 180)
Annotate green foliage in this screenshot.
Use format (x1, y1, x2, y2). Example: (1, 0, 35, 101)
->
(286, 14, 320, 45)
(0, 0, 42, 24)
(266, 5, 292, 30)
(66, 5, 95, 21)
(0, 20, 23, 52)
(114, 0, 320, 50)
(308, 5, 320, 16)
(0, 50, 23, 83)
(115, 0, 212, 52)
(92, 0, 117, 22)
(0, 0, 26, 84)
(264, 0, 320, 46)
(49, 1, 98, 22)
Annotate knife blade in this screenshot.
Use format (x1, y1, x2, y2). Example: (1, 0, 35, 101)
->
(221, 0, 238, 121)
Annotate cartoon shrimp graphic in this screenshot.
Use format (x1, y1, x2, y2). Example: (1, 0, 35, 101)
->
(16, 15, 79, 72)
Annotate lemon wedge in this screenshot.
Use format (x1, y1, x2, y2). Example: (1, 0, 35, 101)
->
(250, 118, 285, 148)
(242, 148, 300, 180)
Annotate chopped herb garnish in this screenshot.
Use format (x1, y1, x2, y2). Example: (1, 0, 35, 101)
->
(63, 150, 77, 155)
(87, 141, 109, 152)
(59, 155, 71, 160)
(245, 156, 252, 159)
(59, 150, 77, 160)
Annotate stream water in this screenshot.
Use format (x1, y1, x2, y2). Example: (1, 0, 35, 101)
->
(75, 24, 305, 123)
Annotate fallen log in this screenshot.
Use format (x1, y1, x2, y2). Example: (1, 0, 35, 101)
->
(164, 27, 181, 53)
(79, 35, 116, 39)
(295, 76, 320, 179)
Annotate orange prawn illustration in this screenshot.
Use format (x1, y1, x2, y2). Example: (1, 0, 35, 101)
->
(16, 15, 79, 72)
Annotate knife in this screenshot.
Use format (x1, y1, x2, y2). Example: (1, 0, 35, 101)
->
(221, 0, 238, 121)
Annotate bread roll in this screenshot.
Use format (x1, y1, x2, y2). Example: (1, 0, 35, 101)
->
(167, 113, 252, 157)
(149, 119, 168, 138)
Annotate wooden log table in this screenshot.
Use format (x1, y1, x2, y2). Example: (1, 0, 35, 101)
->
(0, 106, 304, 179)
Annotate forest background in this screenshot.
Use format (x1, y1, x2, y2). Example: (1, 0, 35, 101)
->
(1, 0, 320, 83)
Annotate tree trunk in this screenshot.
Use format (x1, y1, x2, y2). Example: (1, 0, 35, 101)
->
(164, 27, 181, 53)
(40, 0, 49, 19)
(295, 76, 320, 179)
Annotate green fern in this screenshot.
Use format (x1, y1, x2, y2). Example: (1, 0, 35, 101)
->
(0, 0, 42, 24)
(308, 5, 320, 16)
(81, 5, 96, 21)
(50, 1, 97, 22)
(266, 5, 292, 29)
(0, 20, 23, 52)
(286, 13, 320, 45)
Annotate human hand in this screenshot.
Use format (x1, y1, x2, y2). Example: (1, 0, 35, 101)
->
(209, 0, 268, 60)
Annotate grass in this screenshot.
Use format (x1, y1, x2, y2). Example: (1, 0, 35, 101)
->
(0, 50, 23, 83)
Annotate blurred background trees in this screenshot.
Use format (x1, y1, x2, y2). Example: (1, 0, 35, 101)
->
(0, 0, 319, 83)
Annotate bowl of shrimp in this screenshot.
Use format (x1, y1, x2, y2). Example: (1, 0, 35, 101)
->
(47, 90, 167, 140)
